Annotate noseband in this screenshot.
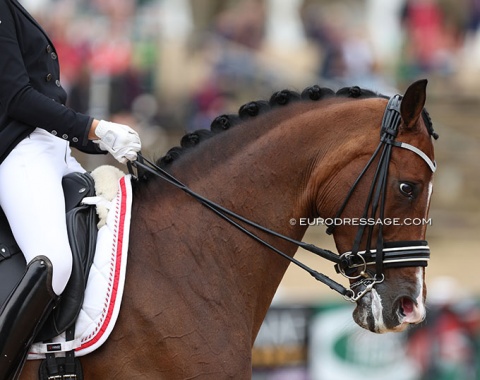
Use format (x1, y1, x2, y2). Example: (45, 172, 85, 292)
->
(325, 94, 436, 300)
(130, 94, 437, 303)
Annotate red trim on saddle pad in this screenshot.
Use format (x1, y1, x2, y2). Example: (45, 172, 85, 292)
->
(28, 174, 132, 359)
(77, 176, 128, 352)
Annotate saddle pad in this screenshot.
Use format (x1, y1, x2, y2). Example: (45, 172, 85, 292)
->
(28, 174, 133, 359)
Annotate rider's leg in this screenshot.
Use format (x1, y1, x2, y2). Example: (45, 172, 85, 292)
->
(0, 129, 86, 378)
(0, 129, 86, 295)
(0, 257, 56, 380)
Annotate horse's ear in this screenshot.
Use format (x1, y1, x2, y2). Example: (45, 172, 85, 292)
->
(400, 79, 427, 131)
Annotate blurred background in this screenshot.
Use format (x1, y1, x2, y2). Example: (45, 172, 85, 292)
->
(25, 0, 480, 378)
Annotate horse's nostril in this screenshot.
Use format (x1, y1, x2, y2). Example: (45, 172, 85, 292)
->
(400, 297, 415, 316)
(397, 296, 424, 326)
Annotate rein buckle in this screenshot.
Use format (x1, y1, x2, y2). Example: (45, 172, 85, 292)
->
(337, 251, 367, 280)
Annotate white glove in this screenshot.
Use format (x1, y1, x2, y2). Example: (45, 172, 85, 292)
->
(94, 120, 141, 164)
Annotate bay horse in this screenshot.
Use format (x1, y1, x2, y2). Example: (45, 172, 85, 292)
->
(21, 79, 437, 379)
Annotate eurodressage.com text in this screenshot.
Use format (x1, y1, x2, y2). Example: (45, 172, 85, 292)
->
(293, 217, 433, 227)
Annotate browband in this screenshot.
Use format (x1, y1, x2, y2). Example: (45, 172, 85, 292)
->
(393, 141, 437, 172)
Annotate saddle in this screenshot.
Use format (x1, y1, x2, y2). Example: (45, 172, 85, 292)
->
(0, 171, 98, 342)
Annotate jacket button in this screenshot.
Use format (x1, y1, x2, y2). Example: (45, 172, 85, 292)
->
(62, 134, 68, 139)
(72, 137, 78, 143)
(55, 80, 61, 87)
(46, 73, 52, 82)
(51, 52, 57, 60)
(51, 130, 57, 136)
(46, 45, 52, 54)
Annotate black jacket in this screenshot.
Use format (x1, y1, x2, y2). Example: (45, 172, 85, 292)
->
(0, 0, 104, 164)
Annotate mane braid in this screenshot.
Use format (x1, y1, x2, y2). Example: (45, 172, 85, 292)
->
(151, 84, 392, 172)
(422, 109, 439, 140)
(336, 86, 386, 99)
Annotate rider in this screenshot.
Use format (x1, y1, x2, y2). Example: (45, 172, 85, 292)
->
(0, 0, 141, 378)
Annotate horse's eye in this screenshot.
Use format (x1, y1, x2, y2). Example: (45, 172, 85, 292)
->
(399, 182, 415, 198)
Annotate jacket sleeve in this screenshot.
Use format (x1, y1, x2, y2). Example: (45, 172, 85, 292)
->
(0, 0, 103, 153)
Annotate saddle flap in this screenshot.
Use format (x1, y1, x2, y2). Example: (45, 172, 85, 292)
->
(34, 203, 98, 342)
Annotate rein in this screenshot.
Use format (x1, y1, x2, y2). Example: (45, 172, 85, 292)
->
(129, 94, 435, 302)
(130, 155, 350, 297)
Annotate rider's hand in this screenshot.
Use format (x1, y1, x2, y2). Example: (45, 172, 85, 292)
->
(93, 120, 141, 164)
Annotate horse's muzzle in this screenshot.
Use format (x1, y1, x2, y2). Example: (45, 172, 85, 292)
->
(352, 272, 426, 333)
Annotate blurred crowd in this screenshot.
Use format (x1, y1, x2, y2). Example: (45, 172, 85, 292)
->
(23, 0, 480, 156)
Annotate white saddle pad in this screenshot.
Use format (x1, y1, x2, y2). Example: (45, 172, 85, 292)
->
(28, 168, 133, 359)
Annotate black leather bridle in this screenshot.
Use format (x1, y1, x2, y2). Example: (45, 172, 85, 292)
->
(324, 94, 436, 300)
(129, 94, 437, 302)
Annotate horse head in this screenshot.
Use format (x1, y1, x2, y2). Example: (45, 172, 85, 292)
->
(321, 80, 437, 333)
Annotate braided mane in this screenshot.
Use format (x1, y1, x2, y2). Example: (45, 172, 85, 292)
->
(155, 84, 437, 169)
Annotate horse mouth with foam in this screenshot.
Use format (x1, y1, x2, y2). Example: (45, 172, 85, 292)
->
(351, 271, 427, 333)
(352, 274, 428, 333)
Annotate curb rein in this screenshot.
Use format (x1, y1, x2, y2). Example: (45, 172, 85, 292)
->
(128, 94, 436, 303)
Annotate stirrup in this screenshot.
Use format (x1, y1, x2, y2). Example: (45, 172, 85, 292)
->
(0, 256, 57, 380)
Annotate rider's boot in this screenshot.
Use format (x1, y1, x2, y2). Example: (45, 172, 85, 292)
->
(0, 256, 57, 380)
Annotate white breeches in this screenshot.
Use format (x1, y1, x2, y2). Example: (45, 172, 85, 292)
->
(0, 129, 86, 295)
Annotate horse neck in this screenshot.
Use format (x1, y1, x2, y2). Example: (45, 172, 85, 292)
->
(175, 99, 378, 217)
(134, 98, 382, 339)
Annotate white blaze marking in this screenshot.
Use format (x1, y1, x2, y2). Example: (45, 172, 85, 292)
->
(370, 288, 386, 332)
(426, 181, 433, 207)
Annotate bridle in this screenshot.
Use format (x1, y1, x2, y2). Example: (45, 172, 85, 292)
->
(129, 94, 437, 303)
(326, 94, 436, 300)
